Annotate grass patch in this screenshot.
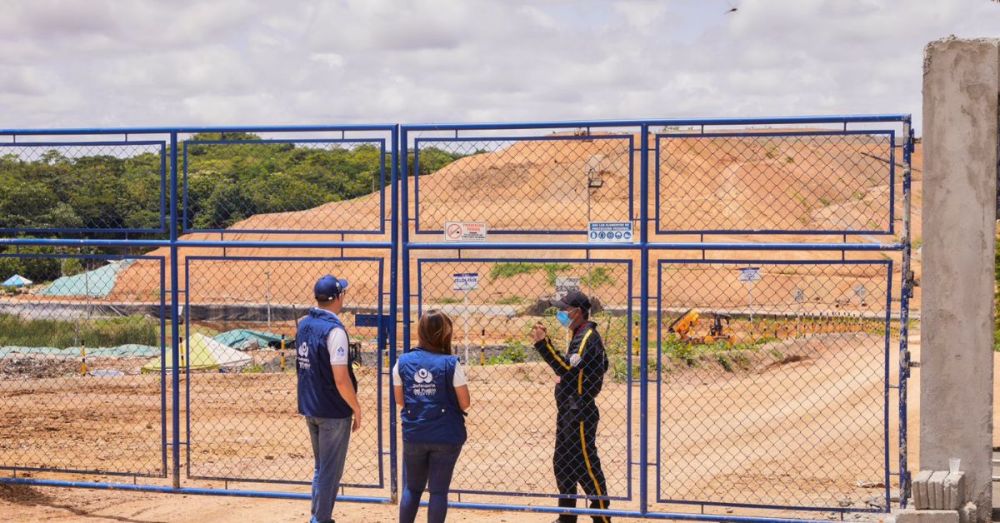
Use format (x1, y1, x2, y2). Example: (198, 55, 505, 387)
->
(0, 313, 158, 348)
(436, 297, 462, 304)
(488, 262, 572, 286)
(581, 267, 615, 287)
(486, 340, 529, 365)
(497, 296, 524, 305)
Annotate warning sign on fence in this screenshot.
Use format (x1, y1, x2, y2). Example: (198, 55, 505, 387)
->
(738, 267, 762, 283)
(588, 222, 633, 243)
(444, 222, 487, 242)
(452, 273, 479, 291)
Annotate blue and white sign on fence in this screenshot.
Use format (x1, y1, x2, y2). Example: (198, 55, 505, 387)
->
(452, 272, 479, 291)
(588, 222, 633, 243)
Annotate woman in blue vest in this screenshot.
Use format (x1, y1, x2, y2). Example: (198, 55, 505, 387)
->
(393, 309, 470, 523)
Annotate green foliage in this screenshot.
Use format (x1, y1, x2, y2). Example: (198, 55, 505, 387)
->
(61, 258, 85, 277)
(411, 147, 466, 176)
(0, 245, 62, 283)
(1, 136, 446, 232)
(581, 267, 614, 287)
(0, 314, 158, 348)
(242, 363, 265, 374)
(489, 262, 571, 285)
(487, 340, 528, 365)
(496, 296, 524, 305)
(490, 262, 542, 280)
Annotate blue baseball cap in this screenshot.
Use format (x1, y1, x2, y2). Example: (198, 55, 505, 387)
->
(314, 275, 349, 301)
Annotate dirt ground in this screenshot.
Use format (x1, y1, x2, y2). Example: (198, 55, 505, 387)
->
(1, 331, 908, 522)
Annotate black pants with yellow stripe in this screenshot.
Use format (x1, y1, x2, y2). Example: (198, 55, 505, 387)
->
(553, 407, 610, 523)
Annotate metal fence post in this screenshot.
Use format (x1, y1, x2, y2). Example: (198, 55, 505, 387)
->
(639, 124, 650, 514)
(169, 131, 181, 489)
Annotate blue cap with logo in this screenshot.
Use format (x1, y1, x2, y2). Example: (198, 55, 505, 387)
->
(314, 275, 349, 301)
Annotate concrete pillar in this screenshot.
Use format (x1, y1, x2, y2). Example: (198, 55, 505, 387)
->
(921, 37, 1000, 522)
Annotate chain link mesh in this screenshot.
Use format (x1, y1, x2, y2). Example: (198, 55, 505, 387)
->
(0, 142, 166, 233)
(412, 259, 633, 499)
(181, 139, 388, 234)
(0, 252, 166, 477)
(181, 254, 388, 489)
(656, 260, 890, 510)
(656, 132, 894, 234)
(412, 135, 634, 234)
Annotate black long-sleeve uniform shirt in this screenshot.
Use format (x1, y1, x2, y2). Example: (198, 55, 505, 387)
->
(533, 321, 609, 413)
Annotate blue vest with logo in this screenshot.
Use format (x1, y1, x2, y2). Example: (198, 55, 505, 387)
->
(398, 349, 467, 445)
(296, 308, 356, 419)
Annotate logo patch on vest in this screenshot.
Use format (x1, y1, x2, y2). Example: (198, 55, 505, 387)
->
(412, 367, 437, 395)
(297, 342, 311, 369)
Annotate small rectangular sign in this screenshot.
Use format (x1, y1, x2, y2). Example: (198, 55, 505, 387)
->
(444, 222, 487, 242)
(452, 272, 479, 291)
(738, 267, 762, 283)
(588, 222, 633, 243)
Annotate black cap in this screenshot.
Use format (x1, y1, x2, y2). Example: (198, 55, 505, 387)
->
(552, 290, 591, 311)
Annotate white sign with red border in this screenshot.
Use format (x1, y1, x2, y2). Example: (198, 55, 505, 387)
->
(444, 222, 487, 242)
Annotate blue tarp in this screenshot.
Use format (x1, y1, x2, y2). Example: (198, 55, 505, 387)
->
(39, 260, 135, 298)
(2, 274, 32, 287)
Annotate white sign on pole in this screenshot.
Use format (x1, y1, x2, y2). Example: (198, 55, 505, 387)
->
(444, 222, 488, 242)
(738, 267, 762, 283)
(554, 276, 581, 299)
(588, 222, 633, 243)
(452, 273, 479, 292)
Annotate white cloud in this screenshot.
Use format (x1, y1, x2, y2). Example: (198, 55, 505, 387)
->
(0, 0, 997, 131)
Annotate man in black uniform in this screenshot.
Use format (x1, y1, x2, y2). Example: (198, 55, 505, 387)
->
(530, 290, 610, 523)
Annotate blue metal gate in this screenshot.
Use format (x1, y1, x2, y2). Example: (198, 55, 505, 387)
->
(0, 116, 912, 521)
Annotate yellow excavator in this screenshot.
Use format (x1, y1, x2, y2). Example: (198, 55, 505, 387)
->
(667, 308, 731, 344)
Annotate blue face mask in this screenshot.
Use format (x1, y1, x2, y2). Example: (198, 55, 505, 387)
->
(556, 310, 572, 327)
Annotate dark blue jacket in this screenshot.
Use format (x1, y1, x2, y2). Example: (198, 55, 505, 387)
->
(296, 308, 356, 419)
(398, 348, 467, 445)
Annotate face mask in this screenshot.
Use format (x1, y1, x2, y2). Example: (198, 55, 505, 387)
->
(556, 310, 572, 327)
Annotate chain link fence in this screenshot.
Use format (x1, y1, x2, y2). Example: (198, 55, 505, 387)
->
(179, 252, 391, 492)
(181, 136, 391, 235)
(0, 140, 167, 234)
(411, 258, 634, 501)
(1, 118, 911, 521)
(0, 250, 167, 477)
(655, 130, 896, 235)
(655, 260, 892, 511)
(410, 132, 636, 236)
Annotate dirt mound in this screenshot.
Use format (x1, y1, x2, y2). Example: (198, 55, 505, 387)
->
(104, 136, 922, 310)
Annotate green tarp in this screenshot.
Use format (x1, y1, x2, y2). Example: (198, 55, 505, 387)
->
(213, 329, 284, 350)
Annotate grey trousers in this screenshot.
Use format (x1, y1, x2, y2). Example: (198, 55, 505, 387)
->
(305, 416, 352, 523)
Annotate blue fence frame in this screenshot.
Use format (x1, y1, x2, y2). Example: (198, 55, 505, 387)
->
(413, 256, 634, 501)
(654, 258, 894, 513)
(182, 254, 389, 488)
(181, 137, 389, 235)
(0, 116, 911, 522)
(412, 134, 635, 235)
(653, 130, 896, 235)
(0, 251, 168, 479)
(0, 140, 168, 235)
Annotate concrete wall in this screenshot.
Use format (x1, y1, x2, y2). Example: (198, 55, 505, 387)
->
(921, 37, 1000, 522)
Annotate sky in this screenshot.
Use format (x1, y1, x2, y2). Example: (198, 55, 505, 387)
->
(0, 0, 998, 133)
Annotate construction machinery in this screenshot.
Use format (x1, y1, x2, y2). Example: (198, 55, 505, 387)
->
(667, 308, 731, 344)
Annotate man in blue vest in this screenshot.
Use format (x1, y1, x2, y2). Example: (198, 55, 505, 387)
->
(296, 274, 362, 523)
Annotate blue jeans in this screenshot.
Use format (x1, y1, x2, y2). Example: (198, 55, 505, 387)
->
(306, 416, 352, 523)
(399, 442, 463, 523)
